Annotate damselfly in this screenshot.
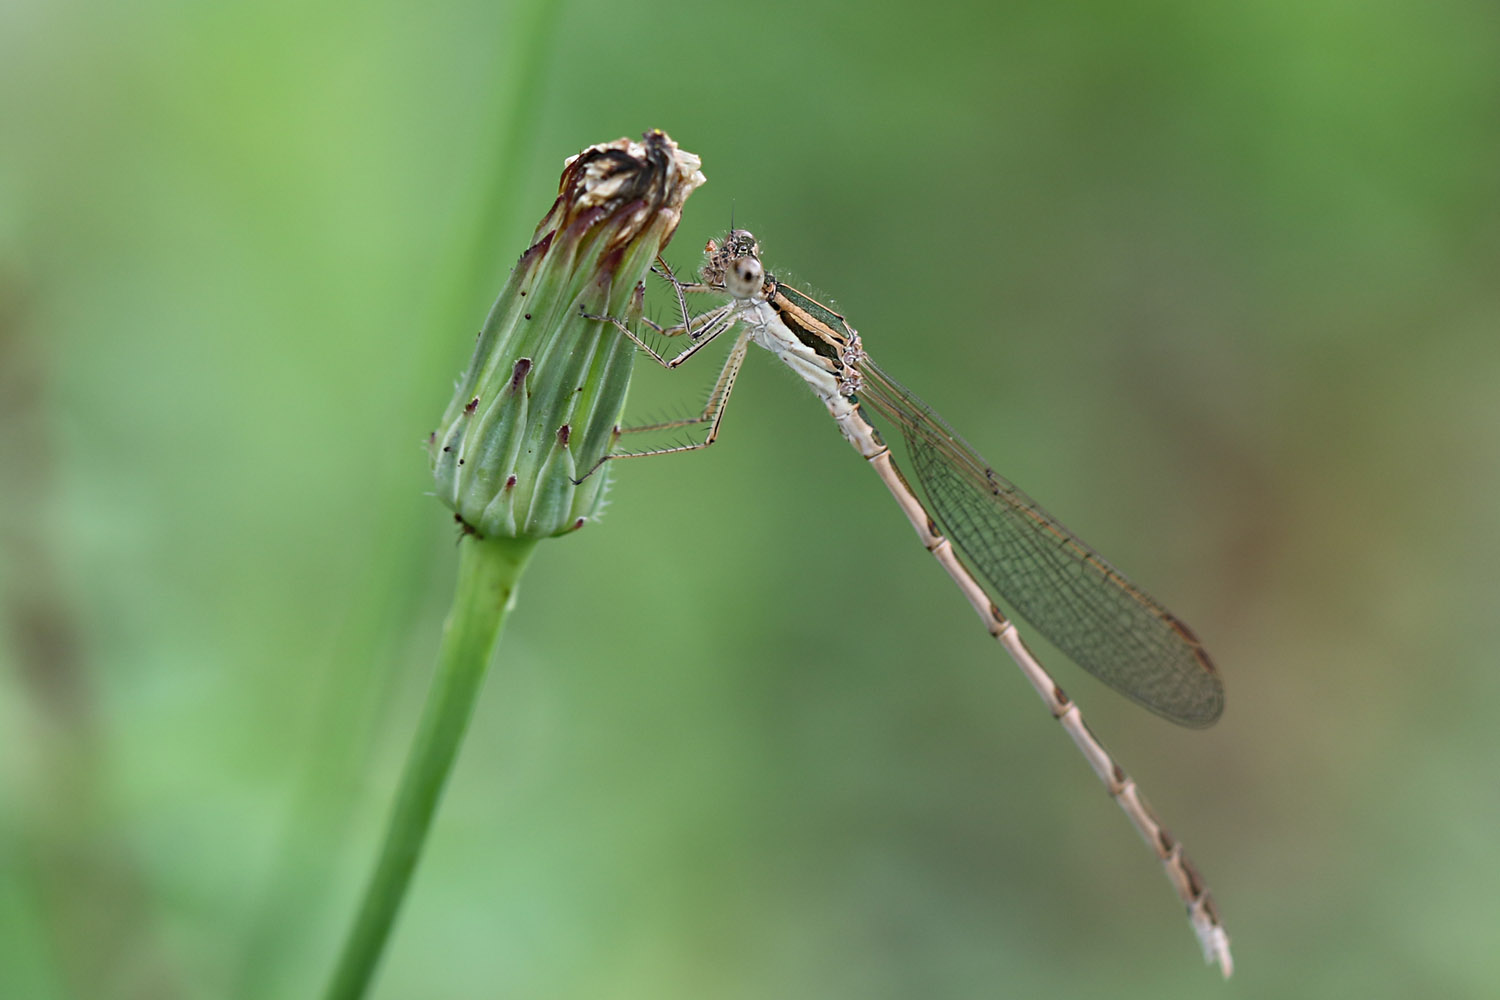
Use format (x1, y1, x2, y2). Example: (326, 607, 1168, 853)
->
(586, 230, 1232, 975)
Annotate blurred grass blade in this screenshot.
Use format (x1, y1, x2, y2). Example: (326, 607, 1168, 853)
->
(232, 10, 566, 997)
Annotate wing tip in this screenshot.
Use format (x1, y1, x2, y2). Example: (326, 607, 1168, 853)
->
(1166, 614, 1225, 728)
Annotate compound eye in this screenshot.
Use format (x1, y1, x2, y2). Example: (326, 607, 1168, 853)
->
(726, 256, 763, 298)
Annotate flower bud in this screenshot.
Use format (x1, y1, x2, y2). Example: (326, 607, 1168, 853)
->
(430, 131, 704, 537)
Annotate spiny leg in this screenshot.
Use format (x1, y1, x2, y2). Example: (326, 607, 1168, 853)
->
(618, 328, 751, 438)
(649, 253, 722, 328)
(633, 255, 723, 337)
(575, 330, 752, 482)
(582, 296, 742, 370)
(582, 250, 736, 367)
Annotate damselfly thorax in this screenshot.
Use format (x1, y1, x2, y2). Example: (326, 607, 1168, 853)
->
(703, 230, 868, 398)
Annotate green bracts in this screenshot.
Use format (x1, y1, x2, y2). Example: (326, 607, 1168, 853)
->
(430, 131, 704, 537)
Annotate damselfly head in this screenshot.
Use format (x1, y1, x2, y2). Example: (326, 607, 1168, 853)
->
(702, 229, 764, 297)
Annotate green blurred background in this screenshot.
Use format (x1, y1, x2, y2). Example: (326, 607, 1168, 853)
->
(3, 1, 1497, 997)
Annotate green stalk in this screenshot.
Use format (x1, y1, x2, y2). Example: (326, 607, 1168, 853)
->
(323, 533, 537, 1000)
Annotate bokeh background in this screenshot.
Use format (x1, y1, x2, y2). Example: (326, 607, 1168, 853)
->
(3, 1, 1498, 997)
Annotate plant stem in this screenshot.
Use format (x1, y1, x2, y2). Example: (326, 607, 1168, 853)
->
(323, 533, 539, 1000)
